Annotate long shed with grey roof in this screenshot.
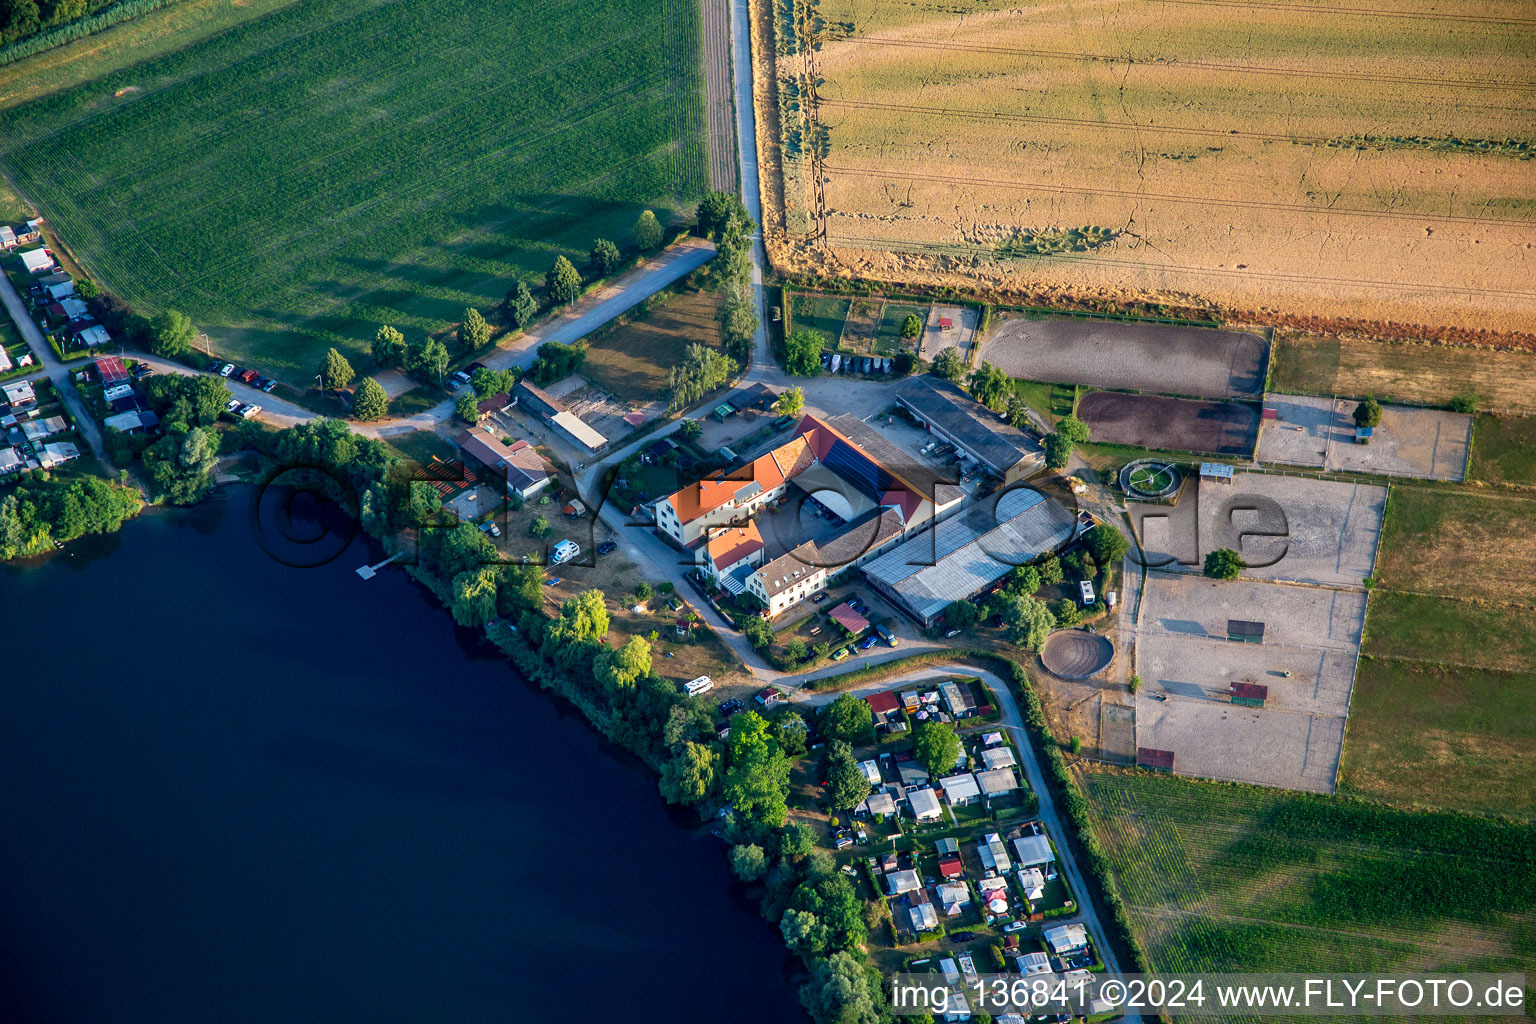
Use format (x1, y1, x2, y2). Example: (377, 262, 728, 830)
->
(861, 487, 1078, 627)
(895, 375, 1044, 483)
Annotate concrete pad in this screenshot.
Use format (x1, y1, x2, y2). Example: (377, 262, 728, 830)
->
(1137, 633, 1356, 716)
(1198, 473, 1385, 588)
(1132, 571, 1363, 794)
(1326, 401, 1472, 482)
(925, 305, 975, 362)
(1136, 698, 1343, 793)
(1256, 394, 1331, 467)
(1139, 573, 1367, 651)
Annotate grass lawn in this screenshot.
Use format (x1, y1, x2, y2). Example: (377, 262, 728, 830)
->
(1364, 591, 1536, 673)
(0, 0, 706, 385)
(1470, 413, 1536, 486)
(874, 301, 927, 352)
(1082, 766, 1536, 975)
(1268, 334, 1340, 395)
(788, 291, 851, 347)
(1376, 486, 1536, 603)
(1340, 657, 1536, 819)
(582, 285, 722, 402)
(387, 386, 442, 419)
(0, 174, 30, 223)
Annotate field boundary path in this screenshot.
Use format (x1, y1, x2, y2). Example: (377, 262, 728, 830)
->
(702, 0, 739, 193)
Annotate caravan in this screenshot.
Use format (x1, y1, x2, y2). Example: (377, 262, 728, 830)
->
(684, 676, 714, 696)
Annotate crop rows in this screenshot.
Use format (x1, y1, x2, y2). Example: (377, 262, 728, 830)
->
(1081, 768, 1536, 985)
(0, 0, 707, 379)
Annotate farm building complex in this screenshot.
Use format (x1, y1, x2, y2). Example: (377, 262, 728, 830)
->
(895, 375, 1043, 483)
(862, 487, 1080, 627)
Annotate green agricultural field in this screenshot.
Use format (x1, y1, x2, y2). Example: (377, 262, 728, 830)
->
(1083, 767, 1536, 984)
(1341, 656, 1536, 819)
(1470, 413, 1536, 486)
(0, 0, 706, 384)
(1364, 591, 1536, 674)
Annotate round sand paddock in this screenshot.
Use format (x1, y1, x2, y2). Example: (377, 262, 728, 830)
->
(1040, 630, 1114, 680)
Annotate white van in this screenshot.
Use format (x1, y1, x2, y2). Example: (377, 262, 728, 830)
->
(684, 675, 714, 696)
(551, 539, 580, 565)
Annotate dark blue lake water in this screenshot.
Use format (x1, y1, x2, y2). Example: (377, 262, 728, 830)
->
(0, 486, 797, 1023)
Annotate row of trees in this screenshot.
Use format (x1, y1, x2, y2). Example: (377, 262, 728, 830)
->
(698, 192, 758, 367)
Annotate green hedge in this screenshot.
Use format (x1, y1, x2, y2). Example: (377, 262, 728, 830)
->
(0, 0, 184, 67)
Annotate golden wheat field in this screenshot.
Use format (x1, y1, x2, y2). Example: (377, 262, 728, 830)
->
(761, 0, 1536, 335)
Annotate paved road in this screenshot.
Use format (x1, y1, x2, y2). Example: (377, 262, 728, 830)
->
(793, 663, 1137, 1003)
(0, 272, 116, 473)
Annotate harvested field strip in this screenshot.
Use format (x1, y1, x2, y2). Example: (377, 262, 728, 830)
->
(827, 230, 1536, 304)
(1156, 0, 1536, 25)
(821, 165, 1536, 231)
(836, 35, 1528, 91)
(1341, 657, 1536, 818)
(1083, 766, 1536, 975)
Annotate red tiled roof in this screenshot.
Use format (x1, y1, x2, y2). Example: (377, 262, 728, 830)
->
(667, 435, 812, 525)
(938, 855, 964, 878)
(865, 691, 901, 715)
(705, 522, 764, 572)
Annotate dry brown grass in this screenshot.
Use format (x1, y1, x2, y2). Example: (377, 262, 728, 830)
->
(1376, 486, 1536, 602)
(762, 0, 1536, 336)
(581, 286, 723, 403)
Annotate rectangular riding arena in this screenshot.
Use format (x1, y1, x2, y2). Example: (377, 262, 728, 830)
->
(980, 318, 1269, 399)
(1077, 392, 1259, 457)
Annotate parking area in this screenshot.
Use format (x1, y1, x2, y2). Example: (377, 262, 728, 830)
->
(1196, 472, 1386, 588)
(1134, 572, 1364, 793)
(1324, 400, 1472, 481)
(980, 317, 1268, 399)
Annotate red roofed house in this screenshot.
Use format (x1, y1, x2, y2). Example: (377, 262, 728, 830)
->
(699, 522, 765, 581)
(938, 855, 964, 879)
(865, 690, 901, 720)
(656, 433, 814, 546)
(95, 356, 130, 387)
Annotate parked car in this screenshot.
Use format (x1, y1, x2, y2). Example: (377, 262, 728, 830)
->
(237, 404, 261, 419)
(261, 379, 277, 392)
(207, 359, 223, 372)
(224, 399, 242, 413)
(831, 647, 850, 661)
(718, 699, 743, 715)
(597, 540, 617, 555)
(218, 363, 234, 376)
(477, 521, 501, 537)
(944, 628, 962, 638)
(859, 636, 879, 650)
(544, 577, 561, 587)
(446, 379, 461, 391)
(811, 593, 828, 604)
(1003, 921, 1028, 933)
(849, 599, 868, 614)
(947, 931, 976, 943)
